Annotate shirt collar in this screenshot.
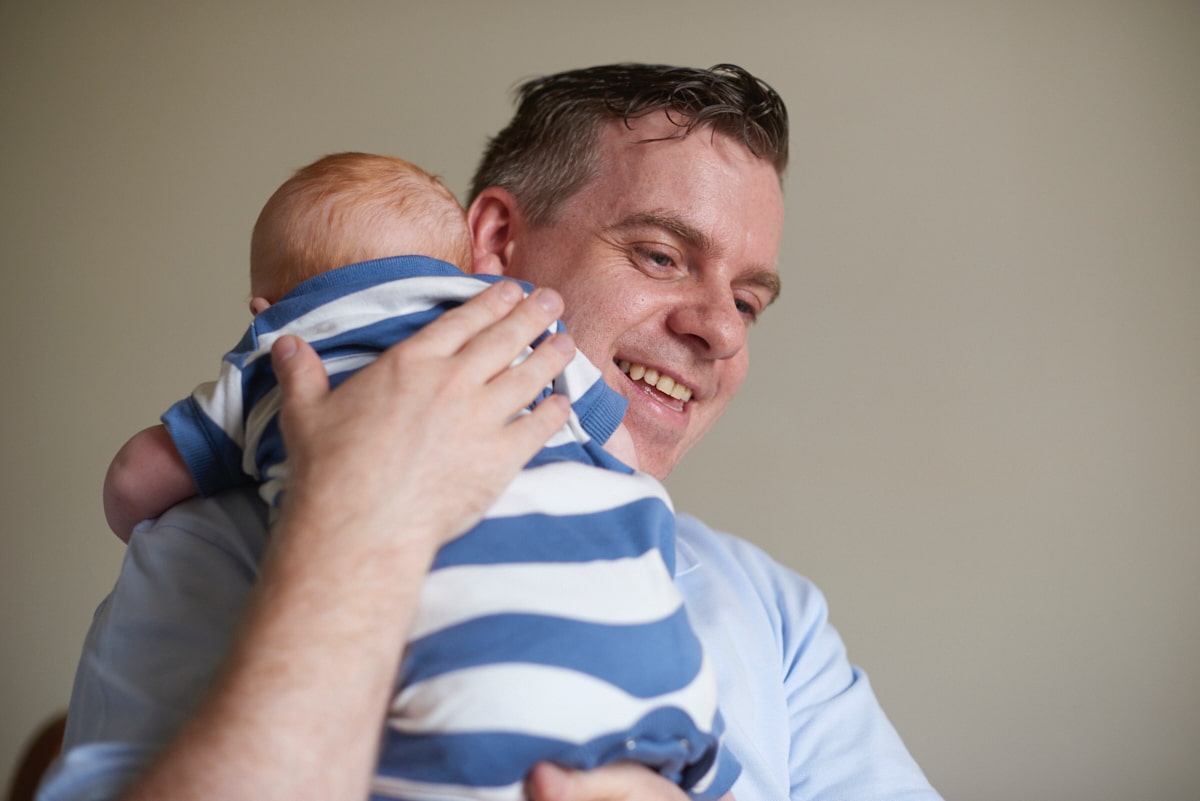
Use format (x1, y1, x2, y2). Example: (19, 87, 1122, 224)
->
(675, 529, 701, 577)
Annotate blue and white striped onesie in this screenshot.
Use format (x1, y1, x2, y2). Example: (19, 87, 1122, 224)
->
(161, 256, 739, 801)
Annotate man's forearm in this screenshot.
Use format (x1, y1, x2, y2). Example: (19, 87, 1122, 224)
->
(50, 288, 576, 801)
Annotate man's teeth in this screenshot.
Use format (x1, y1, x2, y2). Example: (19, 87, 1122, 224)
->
(617, 360, 694, 402)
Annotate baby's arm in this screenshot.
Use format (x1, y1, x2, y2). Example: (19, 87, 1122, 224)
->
(103, 424, 198, 542)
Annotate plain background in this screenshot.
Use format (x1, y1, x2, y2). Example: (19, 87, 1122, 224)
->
(3, 2, 1198, 799)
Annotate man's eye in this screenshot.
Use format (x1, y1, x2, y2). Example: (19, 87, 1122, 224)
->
(735, 298, 759, 320)
(635, 248, 675, 269)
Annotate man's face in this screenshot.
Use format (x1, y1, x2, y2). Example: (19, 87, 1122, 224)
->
(505, 115, 784, 478)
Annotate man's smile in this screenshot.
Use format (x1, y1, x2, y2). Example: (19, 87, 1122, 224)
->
(488, 112, 782, 479)
(616, 359, 695, 412)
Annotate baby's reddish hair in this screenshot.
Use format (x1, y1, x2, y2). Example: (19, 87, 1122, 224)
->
(250, 152, 472, 302)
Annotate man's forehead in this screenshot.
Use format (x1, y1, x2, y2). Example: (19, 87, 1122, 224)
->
(593, 116, 783, 231)
(593, 116, 785, 216)
(592, 116, 778, 194)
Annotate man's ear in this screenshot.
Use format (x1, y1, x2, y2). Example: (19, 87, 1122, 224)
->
(249, 297, 272, 316)
(467, 187, 520, 277)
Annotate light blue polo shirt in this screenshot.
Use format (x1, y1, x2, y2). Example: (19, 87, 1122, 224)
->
(38, 489, 940, 801)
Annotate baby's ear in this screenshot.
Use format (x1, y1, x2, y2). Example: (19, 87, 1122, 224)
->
(249, 297, 272, 316)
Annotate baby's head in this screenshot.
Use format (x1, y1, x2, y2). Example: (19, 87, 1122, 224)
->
(249, 152, 473, 308)
(249, 153, 641, 471)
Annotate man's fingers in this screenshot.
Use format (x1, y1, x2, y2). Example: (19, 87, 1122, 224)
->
(380, 282, 563, 389)
(505, 394, 571, 459)
(403, 280, 528, 357)
(525, 761, 691, 801)
(272, 335, 328, 419)
(376, 283, 568, 414)
(453, 287, 565, 378)
(488, 332, 576, 414)
(525, 762, 578, 801)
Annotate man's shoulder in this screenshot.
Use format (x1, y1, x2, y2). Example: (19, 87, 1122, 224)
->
(133, 486, 270, 567)
(675, 512, 776, 563)
(58, 488, 270, 761)
(676, 513, 818, 585)
(674, 513, 829, 630)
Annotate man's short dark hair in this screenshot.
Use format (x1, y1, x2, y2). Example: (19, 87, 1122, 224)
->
(469, 63, 789, 225)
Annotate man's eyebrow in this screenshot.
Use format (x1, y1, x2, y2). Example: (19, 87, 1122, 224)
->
(610, 211, 782, 306)
(745, 268, 783, 307)
(610, 212, 715, 254)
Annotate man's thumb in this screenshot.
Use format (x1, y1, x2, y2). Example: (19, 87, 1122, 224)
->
(272, 335, 327, 412)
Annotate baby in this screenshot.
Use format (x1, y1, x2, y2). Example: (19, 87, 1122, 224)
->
(102, 153, 738, 801)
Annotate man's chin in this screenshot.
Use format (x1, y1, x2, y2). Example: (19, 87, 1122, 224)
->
(609, 374, 704, 478)
(624, 428, 687, 480)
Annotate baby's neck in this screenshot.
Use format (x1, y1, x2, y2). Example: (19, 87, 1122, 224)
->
(602, 424, 639, 471)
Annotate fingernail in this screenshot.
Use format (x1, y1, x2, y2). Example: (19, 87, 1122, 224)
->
(551, 333, 574, 354)
(534, 761, 571, 791)
(533, 288, 561, 313)
(274, 336, 297, 362)
(496, 280, 522, 302)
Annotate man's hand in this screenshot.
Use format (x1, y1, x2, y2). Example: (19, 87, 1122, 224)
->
(122, 284, 576, 801)
(273, 280, 575, 553)
(526, 762, 734, 801)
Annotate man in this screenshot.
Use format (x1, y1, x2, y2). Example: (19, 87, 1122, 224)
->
(39, 64, 940, 801)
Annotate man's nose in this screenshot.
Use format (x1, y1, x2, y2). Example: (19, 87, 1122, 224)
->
(666, 282, 747, 360)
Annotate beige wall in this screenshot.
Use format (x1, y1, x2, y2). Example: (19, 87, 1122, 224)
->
(3, 3, 1198, 799)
